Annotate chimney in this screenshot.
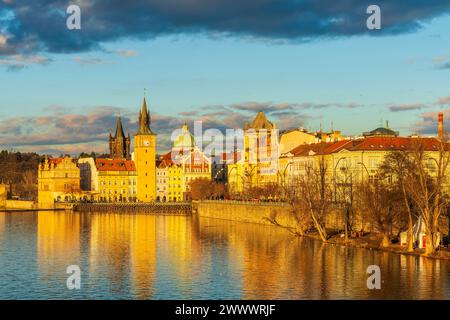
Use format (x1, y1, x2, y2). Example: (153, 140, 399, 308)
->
(438, 112, 444, 140)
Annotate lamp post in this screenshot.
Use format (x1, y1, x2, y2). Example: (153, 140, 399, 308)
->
(334, 157, 346, 203)
(357, 161, 370, 183)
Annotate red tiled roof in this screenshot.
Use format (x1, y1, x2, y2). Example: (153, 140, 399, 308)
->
(49, 158, 63, 165)
(95, 159, 136, 172)
(345, 136, 444, 152)
(287, 136, 446, 156)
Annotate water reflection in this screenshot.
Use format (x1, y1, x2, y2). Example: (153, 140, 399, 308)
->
(0, 211, 448, 299)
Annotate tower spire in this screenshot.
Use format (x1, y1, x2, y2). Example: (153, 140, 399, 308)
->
(137, 95, 152, 135)
(115, 113, 125, 138)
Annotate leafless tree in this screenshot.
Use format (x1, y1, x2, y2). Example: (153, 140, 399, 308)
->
(379, 151, 417, 252)
(356, 181, 404, 247)
(403, 139, 450, 254)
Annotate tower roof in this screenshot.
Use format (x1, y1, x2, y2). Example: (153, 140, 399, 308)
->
(249, 111, 275, 130)
(115, 115, 125, 138)
(137, 96, 153, 135)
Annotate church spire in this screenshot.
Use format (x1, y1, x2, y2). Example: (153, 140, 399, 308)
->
(115, 114, 125, 138)
(138, 96, 152, 135)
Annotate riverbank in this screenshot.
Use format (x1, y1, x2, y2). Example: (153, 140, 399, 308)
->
(301, 229, 450, 260)
(195, 200, 450, 260)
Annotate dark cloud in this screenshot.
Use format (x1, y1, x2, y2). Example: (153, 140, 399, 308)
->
(437, 61, 450, 69)
(1, 1, 449, 57)
(389, 103, 425, 112)
(0, 100, 313, 154)
(413, 109, 449, 135)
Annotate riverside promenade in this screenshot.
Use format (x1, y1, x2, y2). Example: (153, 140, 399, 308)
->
(73, 202, 192, 215)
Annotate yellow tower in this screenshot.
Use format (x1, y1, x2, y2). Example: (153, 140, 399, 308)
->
(134, 97, 157, 202)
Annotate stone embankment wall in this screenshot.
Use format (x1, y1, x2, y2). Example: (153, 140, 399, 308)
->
(195, 201, 361, 232)
(196, 201, 449, 236)
(5, 200, 35, 210)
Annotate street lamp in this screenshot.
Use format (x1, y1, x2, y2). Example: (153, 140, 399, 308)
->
(334, 157, 346, 203)
(357, 161, 370, 182)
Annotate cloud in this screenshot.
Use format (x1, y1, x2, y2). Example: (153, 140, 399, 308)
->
(437, 61, 450, 69)
(73, 56, 104, 65)
(0, 100, 313, 155)
(412, 108, 450, 135)
(432, 52, 450, 69)
(116, 49, 138, 57)
(230, 101, 362, 114)
(389, 103, 425, 112)
(436, 94, 450, 105)
(1, 1, 449, 56)
(0, 54, 52, 70)
(0, 105, 129, 155)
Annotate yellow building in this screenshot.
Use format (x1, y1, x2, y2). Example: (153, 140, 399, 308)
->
(279, 128, 316, 154)
(157, 124, 211, 202)
(167, 163, 184, 202)
(38, 156, 81, 208)
(228, 111, 279, 194)
(96, 158, 137, 202)
(134, 97, 157, 202)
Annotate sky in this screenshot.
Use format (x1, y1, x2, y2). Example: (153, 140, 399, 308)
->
(0, 0, 450, 155)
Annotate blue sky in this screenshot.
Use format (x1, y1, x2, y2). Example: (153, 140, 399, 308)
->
(0, 1, 449, 154)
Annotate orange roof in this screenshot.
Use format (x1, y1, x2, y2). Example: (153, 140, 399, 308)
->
(49, 158, 63, 165)
(95, 159, 136, 172)
(287, 136, 446, 156)
(345, 136, 444, 152)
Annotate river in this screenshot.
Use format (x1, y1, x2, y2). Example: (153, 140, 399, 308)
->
(0, 211, 448, 299)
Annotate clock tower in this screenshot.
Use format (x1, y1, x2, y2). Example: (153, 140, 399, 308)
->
(134, 96, 156, 202)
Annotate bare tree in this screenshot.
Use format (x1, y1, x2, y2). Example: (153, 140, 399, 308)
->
(403, 139, 450, 254)
(292, 155, 331, 242)
(379, 151, 416, 252)
(356, 181, 404, 247)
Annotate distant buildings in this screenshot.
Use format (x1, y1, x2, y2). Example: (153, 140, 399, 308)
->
(37, 96, 447, 205)
(38, 96, 157, 206)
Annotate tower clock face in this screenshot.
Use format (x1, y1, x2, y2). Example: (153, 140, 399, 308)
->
(143, 140, 150, 147)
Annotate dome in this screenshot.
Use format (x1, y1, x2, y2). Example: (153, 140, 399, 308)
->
(363, 125, 399, 137)
(173, 124, 196, 149)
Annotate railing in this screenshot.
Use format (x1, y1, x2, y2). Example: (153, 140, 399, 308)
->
(197, 200, 290, 207)
(73, 202, 192, 215)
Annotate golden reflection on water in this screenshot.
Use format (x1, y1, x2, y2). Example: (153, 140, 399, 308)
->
(0, 213, 5, 234)
(37, 211, 81, 281)
(30, 212, 450, 299)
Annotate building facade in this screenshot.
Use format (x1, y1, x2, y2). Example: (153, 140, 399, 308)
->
(228, 111, 279, 194)
(38, 156, 81, 207)
(96, 158, 137, 202)
(156, 124, 211, 202)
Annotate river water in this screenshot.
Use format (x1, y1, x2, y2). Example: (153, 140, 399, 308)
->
(0, 211, 448, 299)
